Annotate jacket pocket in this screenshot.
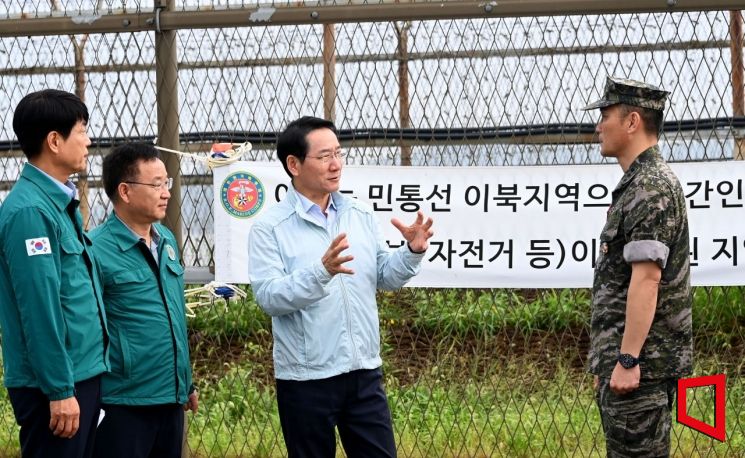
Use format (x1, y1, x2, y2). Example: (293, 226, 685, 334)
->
(60, 236, 83, 255)
(111, 268, 150, 285)
(302, 299, 347, 369)
(106, 269, 152, 312)
(597, 211, 624, 269)
(118, 331, 132, 379)
(166, 262, 184, 276)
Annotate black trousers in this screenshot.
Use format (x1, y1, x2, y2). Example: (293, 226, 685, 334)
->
(92, 403, 184, 458)
(276, 367, 397, 458)
(7, 375, 101, 458)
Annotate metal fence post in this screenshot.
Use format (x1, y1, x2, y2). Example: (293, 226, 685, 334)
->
(73, 35, 92, 229)
(396, 21, 411, 166)
(731, 10, 744, 160)
(323, 23, 336, 123)
(156, 0, 183, 250)
(51, 0, 94, 228)
(153, 2, 189, 455)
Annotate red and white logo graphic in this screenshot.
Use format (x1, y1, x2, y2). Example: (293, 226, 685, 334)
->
(677, 373, 726, 442)
(220, 172, 265, 219)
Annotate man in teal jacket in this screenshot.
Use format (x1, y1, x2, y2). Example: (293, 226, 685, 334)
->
(89, 143, 197, 458)
(0, 89, 109, 457)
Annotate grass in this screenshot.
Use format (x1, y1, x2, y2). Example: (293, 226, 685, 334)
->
(691, 286, 745, 357)
(399, 288, 591, 336)
(1, 360, 741, 457)
(183, 360, 744, 457)
(185, 287, 594, 341)
(0, 386, 17, 455)
(187, 289, 270, 344)
(0, 286, 743, 457)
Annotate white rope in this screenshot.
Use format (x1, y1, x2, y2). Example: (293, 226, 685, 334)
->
(154, 142, 252, 169)
(183, 281, 247, 317)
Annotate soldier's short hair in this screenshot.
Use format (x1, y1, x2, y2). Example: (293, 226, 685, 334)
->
(617, 103, 664, 137)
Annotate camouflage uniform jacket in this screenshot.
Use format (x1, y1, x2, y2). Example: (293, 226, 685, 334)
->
(589, 145, 692, 380)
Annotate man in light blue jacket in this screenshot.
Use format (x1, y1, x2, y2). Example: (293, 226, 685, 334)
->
(249, 116, 434, 458)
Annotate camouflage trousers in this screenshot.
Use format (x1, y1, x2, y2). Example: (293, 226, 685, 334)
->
(595, 377, 677, 458)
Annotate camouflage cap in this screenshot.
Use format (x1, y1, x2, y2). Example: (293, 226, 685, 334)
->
(581, 76, 669, 111)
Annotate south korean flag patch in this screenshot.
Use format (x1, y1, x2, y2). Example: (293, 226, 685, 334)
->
(26, 237, 52, 256)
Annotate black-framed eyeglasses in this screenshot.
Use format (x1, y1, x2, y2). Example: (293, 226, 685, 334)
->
(124, 177, 173, 191)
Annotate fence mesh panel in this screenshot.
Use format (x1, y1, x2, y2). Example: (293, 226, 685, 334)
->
(0, 2, 743, 456)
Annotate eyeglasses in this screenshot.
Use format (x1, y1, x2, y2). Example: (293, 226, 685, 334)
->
(307, 151, 346, 164)
(124, 177, 173, 191)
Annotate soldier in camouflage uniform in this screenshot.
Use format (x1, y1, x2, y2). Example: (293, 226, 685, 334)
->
(582, 77, 692, 458)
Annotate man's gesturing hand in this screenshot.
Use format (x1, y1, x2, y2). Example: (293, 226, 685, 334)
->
(49, 396, 80, 438)
(391, 210, 434, 253)
(322, 233, 355, 276)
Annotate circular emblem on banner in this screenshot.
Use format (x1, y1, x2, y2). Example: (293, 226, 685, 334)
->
(220, 172, 265, 219)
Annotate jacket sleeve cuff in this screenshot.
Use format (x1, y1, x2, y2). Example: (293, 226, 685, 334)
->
(312, 261, 334, 285)
(407, 242, 427, 254)
(403, 245, 426, 262)
(189, 384, 197, 395)
(623, 240, 670, 268)
(47, 388, 75, 401)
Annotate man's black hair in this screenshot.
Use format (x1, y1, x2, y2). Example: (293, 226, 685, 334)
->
(102, 142, 160, 201)
(12, 89, 89, 160)
(276, 116, 337, 177)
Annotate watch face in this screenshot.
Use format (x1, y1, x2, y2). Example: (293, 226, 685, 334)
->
(619, 353, 639, 369)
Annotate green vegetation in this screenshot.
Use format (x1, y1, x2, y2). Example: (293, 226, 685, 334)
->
(183, 361, 743, 457)
(394, 288, 591, 335)
(0, 286, 743, 457)
(691, 286, 745, 358)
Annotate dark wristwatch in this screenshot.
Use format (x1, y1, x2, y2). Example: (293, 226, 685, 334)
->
(618, 353, 640, 369)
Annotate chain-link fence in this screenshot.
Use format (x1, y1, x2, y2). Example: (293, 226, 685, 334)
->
(1, 1, 744, 456)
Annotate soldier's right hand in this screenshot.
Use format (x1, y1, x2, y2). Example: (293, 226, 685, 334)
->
(322, 233, 354, 276)
(49, 396, 80, 438)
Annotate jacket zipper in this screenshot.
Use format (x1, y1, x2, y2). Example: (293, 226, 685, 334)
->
(331, 213, 360, 365)
(137, 241, 180, 403)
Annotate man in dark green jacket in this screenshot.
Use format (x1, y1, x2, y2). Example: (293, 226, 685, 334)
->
(0, 89, 109, 457)
(89, 143, 197, 458)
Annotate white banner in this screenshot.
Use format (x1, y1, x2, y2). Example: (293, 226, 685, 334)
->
(213, 161, 745, 287)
